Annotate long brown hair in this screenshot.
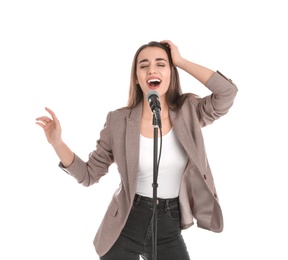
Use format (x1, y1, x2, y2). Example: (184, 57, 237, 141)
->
(127, 41, 190, 111)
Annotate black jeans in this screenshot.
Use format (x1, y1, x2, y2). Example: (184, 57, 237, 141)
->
(100, 194, 190, 260)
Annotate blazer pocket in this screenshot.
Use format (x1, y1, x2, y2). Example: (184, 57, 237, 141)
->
(108, 199, 119, 217)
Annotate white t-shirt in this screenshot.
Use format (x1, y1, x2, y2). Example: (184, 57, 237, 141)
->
(136, 128, 188, 199)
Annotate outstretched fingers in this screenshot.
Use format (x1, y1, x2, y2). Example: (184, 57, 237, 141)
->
(35, 107, 59, 129)
(45, 107, 59, 122)
(35, 116, 51, 127)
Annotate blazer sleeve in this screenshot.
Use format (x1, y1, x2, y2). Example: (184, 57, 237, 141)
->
(58, 112, 114, 187)
(197, 71, 238, 127)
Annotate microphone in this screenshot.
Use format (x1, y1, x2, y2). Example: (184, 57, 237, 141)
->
(146, 90, 161, 113)
(146, 90, 162, 128)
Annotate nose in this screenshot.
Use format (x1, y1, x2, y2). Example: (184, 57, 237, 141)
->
(148, 65, 157, 74)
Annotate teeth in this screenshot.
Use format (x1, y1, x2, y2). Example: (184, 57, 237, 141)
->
(148, 79, 161, 83)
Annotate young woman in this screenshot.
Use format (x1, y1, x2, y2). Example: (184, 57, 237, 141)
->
(36, 40, 238, 260)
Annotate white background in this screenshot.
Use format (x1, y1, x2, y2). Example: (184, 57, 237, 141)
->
(1, 0, 287, 259)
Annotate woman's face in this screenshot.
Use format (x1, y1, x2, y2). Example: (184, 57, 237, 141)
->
(136, 46, 171, 99)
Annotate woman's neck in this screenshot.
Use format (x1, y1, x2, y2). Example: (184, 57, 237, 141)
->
(141, 98, 171, 138)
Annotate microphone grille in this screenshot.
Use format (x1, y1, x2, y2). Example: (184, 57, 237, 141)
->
(146, 90, 159, 101)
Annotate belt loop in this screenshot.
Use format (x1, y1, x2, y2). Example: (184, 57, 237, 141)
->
(165, 199, 170, 212)
(134, 194, 141, 207)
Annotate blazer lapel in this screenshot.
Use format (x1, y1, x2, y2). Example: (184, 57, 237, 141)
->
(125, 103, 142, 198)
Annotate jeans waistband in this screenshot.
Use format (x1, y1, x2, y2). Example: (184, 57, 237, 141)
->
(134, 194, 179, 210)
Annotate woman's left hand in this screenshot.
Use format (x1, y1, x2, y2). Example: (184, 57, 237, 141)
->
(160, 40, 184, 68)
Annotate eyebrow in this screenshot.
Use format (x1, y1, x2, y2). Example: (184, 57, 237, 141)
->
(138, 58, 168, 64)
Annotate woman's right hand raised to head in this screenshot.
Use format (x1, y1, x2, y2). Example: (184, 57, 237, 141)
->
(35, 107, 62, 146)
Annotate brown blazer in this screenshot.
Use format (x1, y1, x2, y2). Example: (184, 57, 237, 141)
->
(60, 71, 238, 256)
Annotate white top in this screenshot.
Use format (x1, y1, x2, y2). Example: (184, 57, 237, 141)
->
(136, 128, 188, 199)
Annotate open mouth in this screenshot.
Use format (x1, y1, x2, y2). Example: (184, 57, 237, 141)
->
(147, 79, 161, 87)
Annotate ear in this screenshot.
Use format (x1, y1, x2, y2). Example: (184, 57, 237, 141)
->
(136, 79, 139, 84)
